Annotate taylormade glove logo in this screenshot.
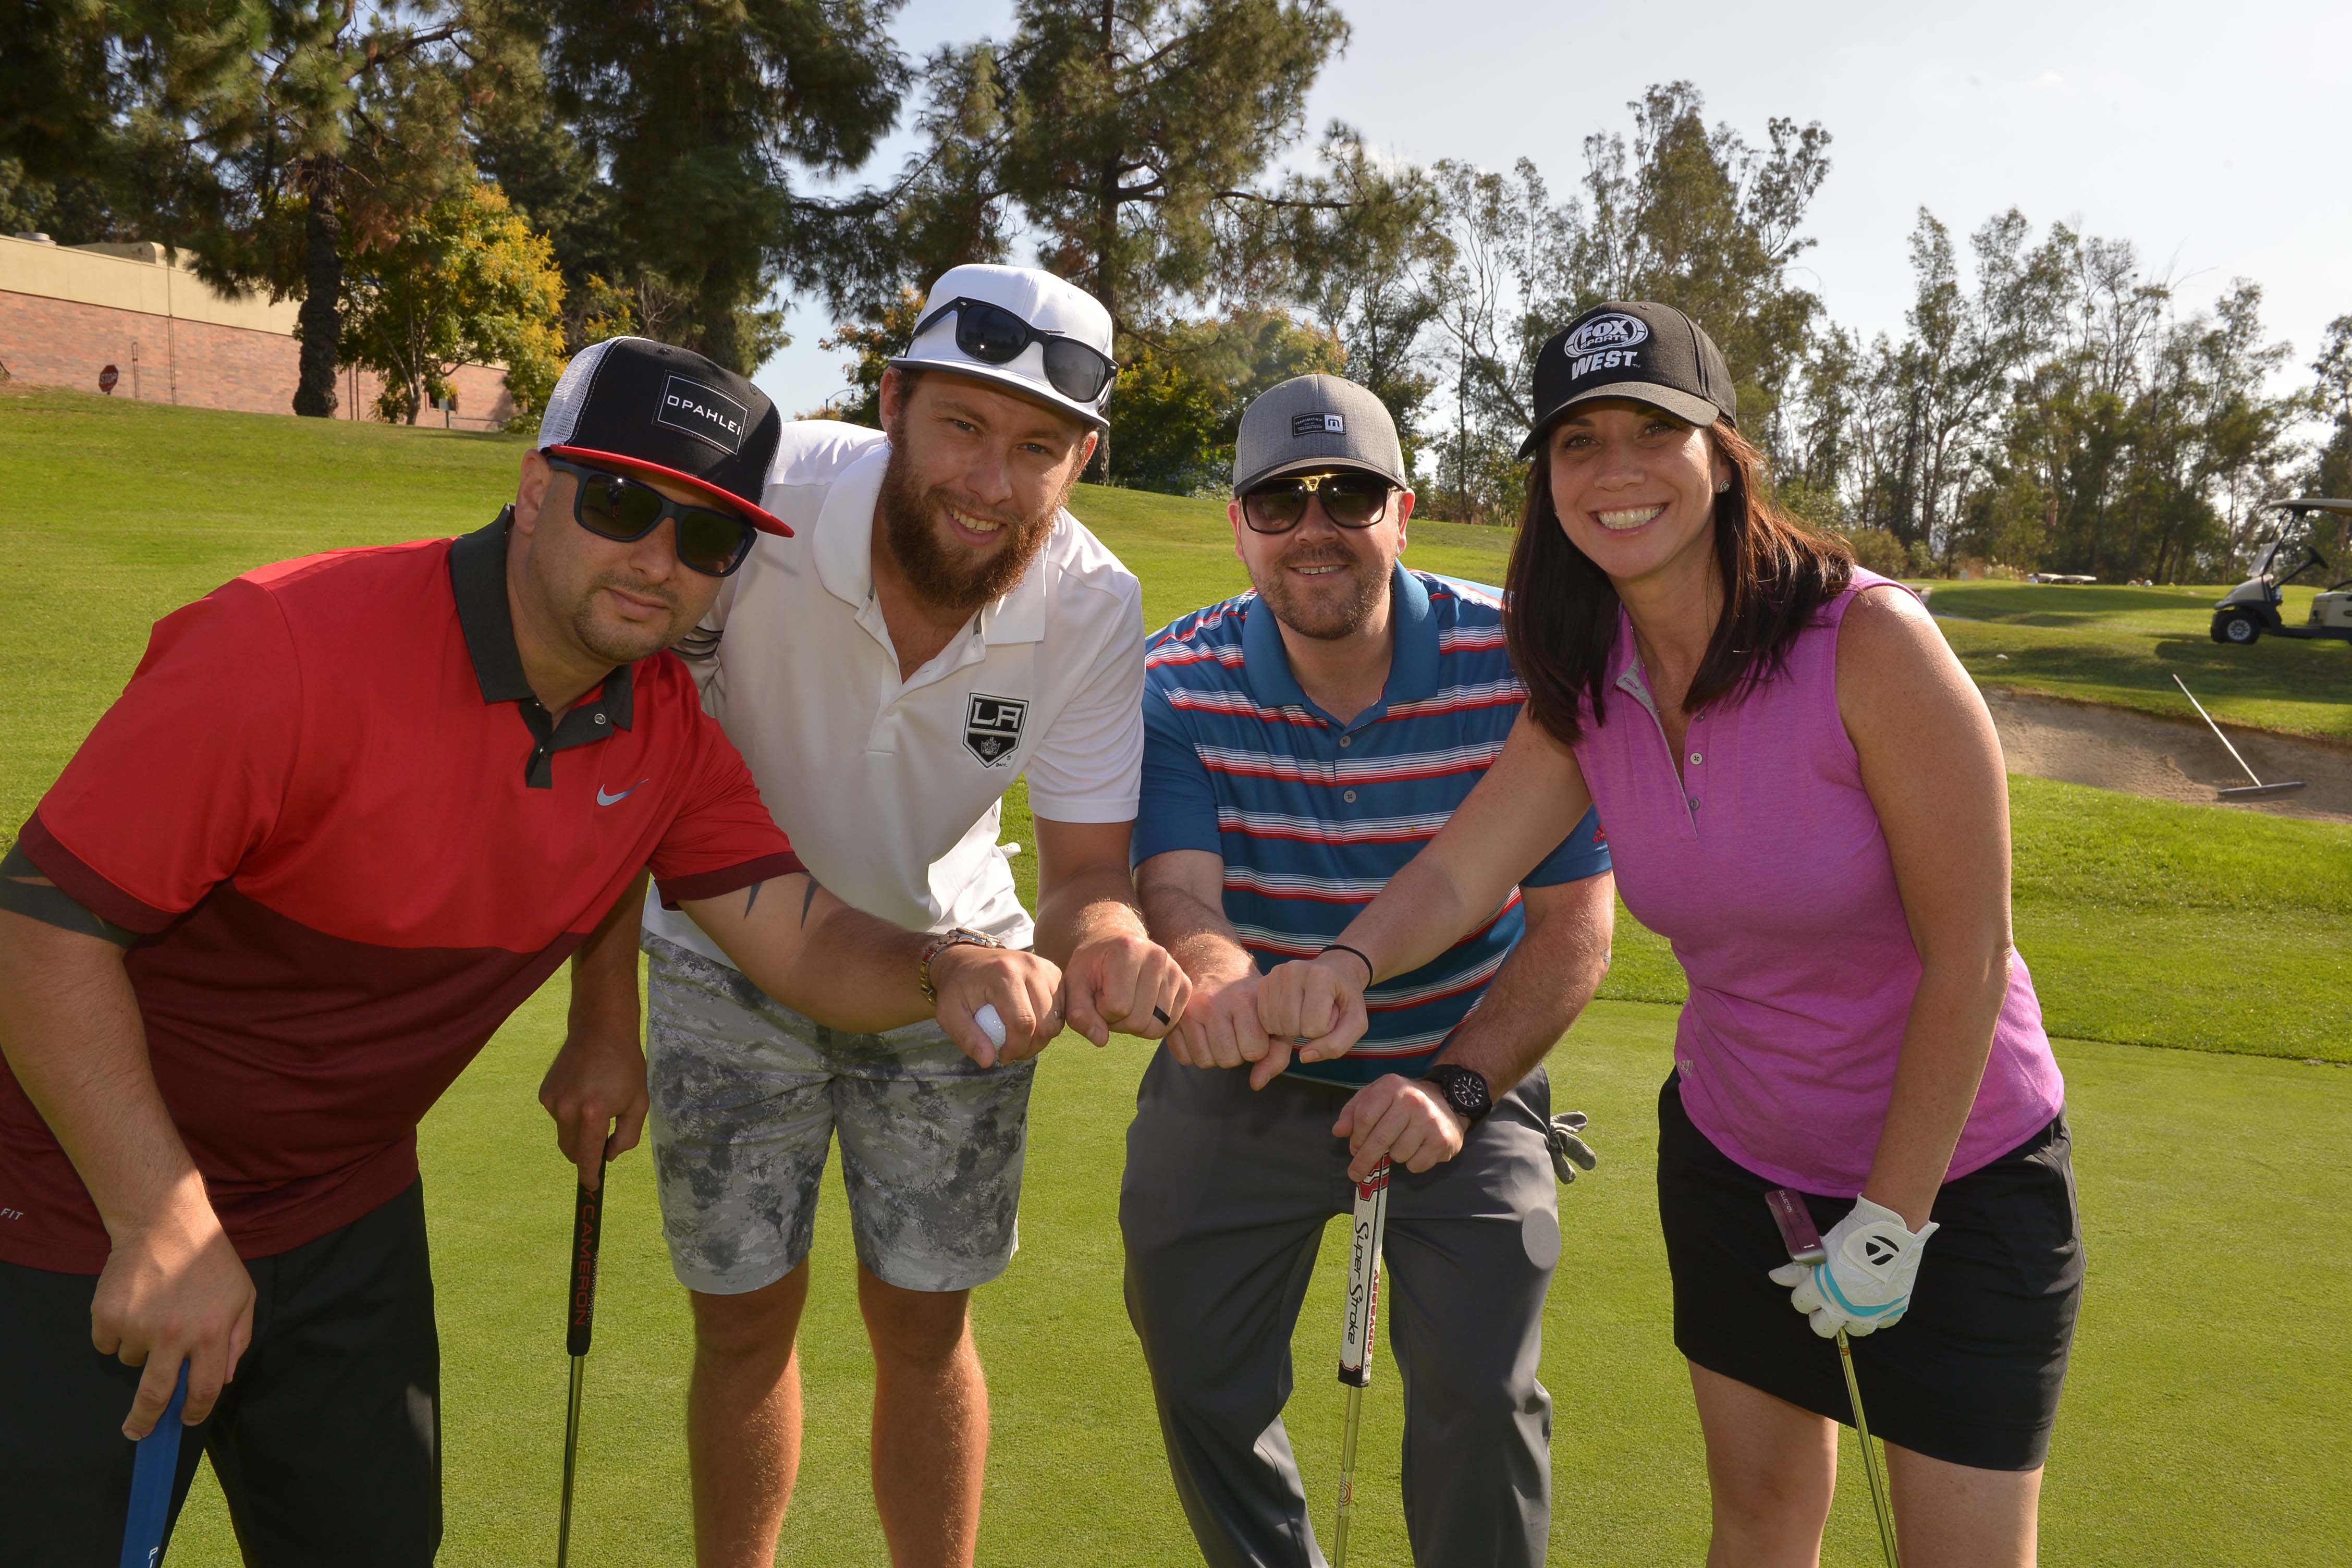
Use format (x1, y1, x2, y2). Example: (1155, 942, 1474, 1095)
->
(656, 375, 749, 455)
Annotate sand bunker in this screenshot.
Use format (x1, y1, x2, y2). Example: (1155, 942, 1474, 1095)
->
(1982, 686, 2352, 825)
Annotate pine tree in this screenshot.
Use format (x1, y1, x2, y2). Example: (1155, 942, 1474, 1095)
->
(531, 0, 906, 373)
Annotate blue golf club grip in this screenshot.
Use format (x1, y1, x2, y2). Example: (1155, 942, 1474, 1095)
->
(119, 1359, 189, 1568)
(567, 1166, 606, 1357)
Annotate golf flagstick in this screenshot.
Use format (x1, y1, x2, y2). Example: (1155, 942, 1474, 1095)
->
(1766, 1188, 1899, 1568)
(557, 1157, 607, 1568)
(1330, 1156, 1391, 1568)
(118, 1359, 190, 1568)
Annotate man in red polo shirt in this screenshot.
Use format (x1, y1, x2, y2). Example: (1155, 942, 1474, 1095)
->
(0, 338, 1062, 1566)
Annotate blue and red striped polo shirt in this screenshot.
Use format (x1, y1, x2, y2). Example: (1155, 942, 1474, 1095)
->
(1135, 565, 1610, 1085)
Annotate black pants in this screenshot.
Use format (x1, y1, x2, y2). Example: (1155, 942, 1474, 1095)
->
(0, 1181, 442, 1566)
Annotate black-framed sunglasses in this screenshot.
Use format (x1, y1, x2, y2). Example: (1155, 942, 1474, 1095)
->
(548, 457, 757, 578)
(911, 296, 1119, 405)
(1240, 471, 1397, 533)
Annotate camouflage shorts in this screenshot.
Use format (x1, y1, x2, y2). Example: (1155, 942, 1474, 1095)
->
(642, 934, 1036, 1295)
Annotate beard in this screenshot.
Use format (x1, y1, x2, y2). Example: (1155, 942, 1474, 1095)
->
(876, 441, 1064, 614)
(569, 570, 690, 667)
(1248, 537, 1390, 641)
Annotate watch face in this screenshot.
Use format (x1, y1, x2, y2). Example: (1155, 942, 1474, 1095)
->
(1441, 1069, 1486, 1116)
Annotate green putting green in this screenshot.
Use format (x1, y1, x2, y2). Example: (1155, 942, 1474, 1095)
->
(4, 387, 2348, 1562)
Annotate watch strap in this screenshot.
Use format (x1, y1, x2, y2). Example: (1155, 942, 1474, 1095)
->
(918, 927, 1004, 1002)
(1426, 1063, 1493, 1122)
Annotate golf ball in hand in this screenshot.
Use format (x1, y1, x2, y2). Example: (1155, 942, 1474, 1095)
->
(975, 1004, 1008, 1051)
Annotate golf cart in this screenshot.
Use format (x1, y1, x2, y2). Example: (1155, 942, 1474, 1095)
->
(2210, 498, 2352, 646)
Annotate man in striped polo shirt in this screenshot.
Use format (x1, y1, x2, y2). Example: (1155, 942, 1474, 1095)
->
(1121, 375, 1616, 1567)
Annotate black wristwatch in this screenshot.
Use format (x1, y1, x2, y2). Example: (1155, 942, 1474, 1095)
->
(1424, 1063, 1493, 1124)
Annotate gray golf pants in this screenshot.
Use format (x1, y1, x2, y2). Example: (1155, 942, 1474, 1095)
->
(1120, 1050, 1562, 1568)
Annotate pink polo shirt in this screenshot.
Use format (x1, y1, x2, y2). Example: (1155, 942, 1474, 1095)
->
(1571, 571, 2064, 1195)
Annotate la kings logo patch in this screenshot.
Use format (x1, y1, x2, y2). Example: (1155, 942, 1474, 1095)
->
(656, 375, 749, 455)
(963, 693, 1028, 767)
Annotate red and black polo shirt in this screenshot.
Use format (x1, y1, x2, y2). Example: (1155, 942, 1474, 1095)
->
(2, 514, 801, 1272)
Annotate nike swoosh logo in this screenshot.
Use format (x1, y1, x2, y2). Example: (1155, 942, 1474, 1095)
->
(597, 780, 648, 806)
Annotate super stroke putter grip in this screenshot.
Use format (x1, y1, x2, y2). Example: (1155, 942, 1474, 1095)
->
(1337, 1158, 1391, 1388)
(567, 1166, 607, 1358)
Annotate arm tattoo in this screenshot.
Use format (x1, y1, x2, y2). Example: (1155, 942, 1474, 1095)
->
(800, 878, 821, 928)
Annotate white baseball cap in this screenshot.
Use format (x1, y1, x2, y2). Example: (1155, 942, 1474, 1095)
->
(889, 264, 1117, 432)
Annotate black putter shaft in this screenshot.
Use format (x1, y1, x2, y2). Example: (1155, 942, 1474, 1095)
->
(557, 1158, 606, 1568)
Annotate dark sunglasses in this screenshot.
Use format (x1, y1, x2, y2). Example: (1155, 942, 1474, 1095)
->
(548, 458, 757, 578)
(911, 296, 1119, 405)
(1240, 471, 1396, 533)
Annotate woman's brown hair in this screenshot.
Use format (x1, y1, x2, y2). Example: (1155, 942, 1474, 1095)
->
(1502, 416, 1854, 748)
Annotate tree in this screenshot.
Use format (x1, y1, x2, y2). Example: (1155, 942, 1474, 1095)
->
(111, 1, 489, 417)
(1107, 310, 1343, 495)
(1563, 82, 1831, 450)
(533, 0, 907, 373)
(803, 283, 927, 425)
(901, 0, 1350, 333)
(337, 179, 565, 425)
(2302, 315, 2352, 560)
(1256, 128, 1449, 477)
(0, 0, 118, 187)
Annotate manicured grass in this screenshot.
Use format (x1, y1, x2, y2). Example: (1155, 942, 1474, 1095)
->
(1602, 774, 2352, 1061)
(7, 390, 2351, 1563)
(1926, 580, 2352, 743)
(156, 993, 2352, 1566)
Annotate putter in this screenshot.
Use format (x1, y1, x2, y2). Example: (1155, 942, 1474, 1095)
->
(118, 1359, 190, 1568)
(1329, 1155, 1391, 1568)
(1767, 1188, 1900, 1567)
(557, 1157, 607, 1568)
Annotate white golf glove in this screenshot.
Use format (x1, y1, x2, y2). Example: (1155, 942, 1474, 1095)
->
(1768, 1196, 1938, 1339)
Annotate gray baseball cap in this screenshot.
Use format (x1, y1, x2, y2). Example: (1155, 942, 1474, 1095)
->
(1232, 374, 1408, 494)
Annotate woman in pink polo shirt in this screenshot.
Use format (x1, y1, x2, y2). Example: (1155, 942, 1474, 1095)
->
(1258, 303, 2077, 1565)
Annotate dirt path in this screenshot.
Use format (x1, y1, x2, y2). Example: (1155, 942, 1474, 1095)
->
(1982, 685, 2352, 824)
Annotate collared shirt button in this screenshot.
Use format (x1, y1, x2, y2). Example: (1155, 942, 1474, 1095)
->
(1343, 789, 1357, 803)
(596, 713, 609, 726)
(1338, 734, 1351, 747)
(1687, 797, 1700, 810)
(1688, 750, 1701, 765)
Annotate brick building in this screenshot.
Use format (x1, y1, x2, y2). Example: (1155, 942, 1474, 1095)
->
(0, 234, 513, 428)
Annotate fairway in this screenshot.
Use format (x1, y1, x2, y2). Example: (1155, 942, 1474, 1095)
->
(5, 389, 2350, 1564)
(1928, 580, 2352, 745)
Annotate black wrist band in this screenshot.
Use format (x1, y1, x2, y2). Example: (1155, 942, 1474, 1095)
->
(1321, 943, 1375, 986)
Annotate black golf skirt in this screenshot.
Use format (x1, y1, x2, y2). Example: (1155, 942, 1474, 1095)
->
(1657, 1073, 2082, 1472)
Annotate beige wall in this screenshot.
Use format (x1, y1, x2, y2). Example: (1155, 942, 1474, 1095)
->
(0, 234, 513, 428)
(0, 235, 302, 334)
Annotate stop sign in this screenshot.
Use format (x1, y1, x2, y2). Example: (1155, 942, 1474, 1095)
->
(99, 364, 120, 394)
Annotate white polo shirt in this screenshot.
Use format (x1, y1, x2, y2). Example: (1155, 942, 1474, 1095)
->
(642, 421, 1144, 961)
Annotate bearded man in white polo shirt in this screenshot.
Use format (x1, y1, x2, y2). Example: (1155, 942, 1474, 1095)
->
(547, 265, 1187, 1568)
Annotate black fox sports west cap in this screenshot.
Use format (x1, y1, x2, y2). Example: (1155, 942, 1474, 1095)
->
(1518, 301, 1738, 458)
(537, 336, 792, 535)
(1232, 374, 1409, 495)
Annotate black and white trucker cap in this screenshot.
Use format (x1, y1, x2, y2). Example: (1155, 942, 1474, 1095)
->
(1231, 374, 1409, 495)
(538, 336, 791, 535)
(1518, 301, 1738, 458)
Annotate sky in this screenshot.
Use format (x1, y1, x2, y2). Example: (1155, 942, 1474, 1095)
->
(752, 0, 2352, 424)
